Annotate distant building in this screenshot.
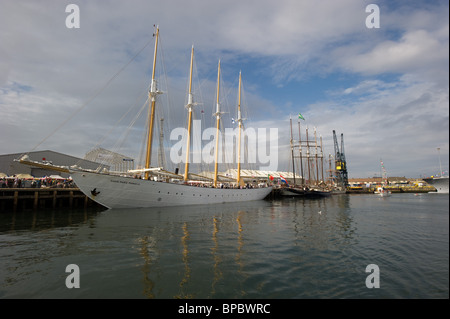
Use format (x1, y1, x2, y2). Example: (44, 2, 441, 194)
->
(84, 148, 134, 173)
(224, 169, 302, 184)
(0, 150, 109, 178)
(196, 169, 302, 184)
(348, 177, 420, 187)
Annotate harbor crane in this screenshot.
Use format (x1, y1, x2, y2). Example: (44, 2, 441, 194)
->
(333, 130, 348, 189)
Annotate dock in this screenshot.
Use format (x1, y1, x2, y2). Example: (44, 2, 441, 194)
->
(0, 188, 101, 212)
(1, 184, 437, 212)
(346, 185, 436, 194)
(268, 185, 436, 197)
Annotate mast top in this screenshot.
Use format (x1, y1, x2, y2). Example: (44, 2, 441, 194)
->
(214, 60, 222, 118)
(186, 45, 195, 108)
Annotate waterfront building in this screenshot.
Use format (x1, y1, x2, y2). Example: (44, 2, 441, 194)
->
(0, 150, 109, 178)
(348, 177, 430, 188)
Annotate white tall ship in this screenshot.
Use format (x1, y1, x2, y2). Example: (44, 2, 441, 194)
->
(423, 176, 449, 194)
(20, 28, 272, 208)
(70, 171, 272, 209)
(423, 148, 449, 194)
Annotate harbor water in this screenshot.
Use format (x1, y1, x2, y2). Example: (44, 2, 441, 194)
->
(0, 193, 448, 299)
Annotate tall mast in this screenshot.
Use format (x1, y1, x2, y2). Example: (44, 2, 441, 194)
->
(320, 134, 324, 184)
(145, 26, 160, 180)
(236, 71, 243, 186)
(314, 127, 319, 185)
(328, 153, 333, 186)
(158, 118, 165, 168)
(184, 45, 195, 181)
(213, 60, 221, 188)
(298, 120, 304, 186)
(290, 116, 296, 186)
(306, 127, 311, 186)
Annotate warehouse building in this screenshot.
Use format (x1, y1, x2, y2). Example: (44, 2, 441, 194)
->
(196, 169, 302, 184)
(0, 150, 109, 178)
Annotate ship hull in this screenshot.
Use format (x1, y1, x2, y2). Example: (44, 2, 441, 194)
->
(280, 187, 306, 196)
(423, 176, 449, 194)
(280, 187, 331, 198)
(71, 170, 273, 209)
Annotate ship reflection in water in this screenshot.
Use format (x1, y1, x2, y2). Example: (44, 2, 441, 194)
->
(0, 194, 448, 299)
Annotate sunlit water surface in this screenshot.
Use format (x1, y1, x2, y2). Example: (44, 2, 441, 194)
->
(1, 193, 448, 298)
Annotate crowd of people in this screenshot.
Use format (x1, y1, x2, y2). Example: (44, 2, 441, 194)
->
(0, 176, 76, 188)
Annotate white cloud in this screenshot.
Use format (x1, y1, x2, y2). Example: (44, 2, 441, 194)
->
(339, 29, 448, 76)
(342, 79, 398, 95)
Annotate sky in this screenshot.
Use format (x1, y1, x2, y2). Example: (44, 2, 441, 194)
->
(0, 0, 448, 178)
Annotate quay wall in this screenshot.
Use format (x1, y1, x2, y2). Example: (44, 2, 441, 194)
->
(0, 188, 101, 212)
(1, 185, 437, 211)
(346, 185, 436, 194)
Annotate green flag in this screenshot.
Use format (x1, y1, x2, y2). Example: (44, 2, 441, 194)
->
(298, 113, 305, 120)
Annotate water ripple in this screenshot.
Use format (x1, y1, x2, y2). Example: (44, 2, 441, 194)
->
(0, 194, 448, 298)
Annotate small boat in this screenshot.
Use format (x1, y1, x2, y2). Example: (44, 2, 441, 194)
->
(376, 186, 391, 197)
(375, 159, 391, 197)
